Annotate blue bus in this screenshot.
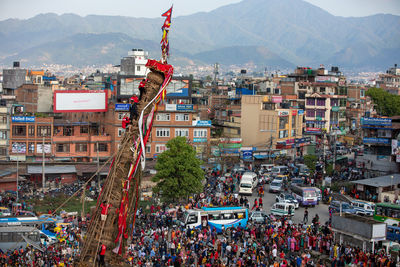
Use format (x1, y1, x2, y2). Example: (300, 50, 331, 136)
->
(387, 225, 400, 242)
(181, 206, 248, 232)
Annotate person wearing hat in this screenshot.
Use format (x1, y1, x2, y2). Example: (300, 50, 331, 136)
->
(129, 95, 139, 123)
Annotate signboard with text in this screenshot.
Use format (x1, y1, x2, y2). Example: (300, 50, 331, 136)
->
(115, 103, 130, 111)
(361, 117, 392, 126)
(12, 116, 35, 123)
(192, 120, 212, 127)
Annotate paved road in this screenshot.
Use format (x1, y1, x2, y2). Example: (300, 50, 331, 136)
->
(246, 188, 330, 225)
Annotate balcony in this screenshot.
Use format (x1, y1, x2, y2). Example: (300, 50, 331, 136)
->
(53, 135, 90, 143)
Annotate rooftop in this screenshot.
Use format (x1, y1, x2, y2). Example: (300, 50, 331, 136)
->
(351, 174, 400, 188)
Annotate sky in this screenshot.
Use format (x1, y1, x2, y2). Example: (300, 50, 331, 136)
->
(0, 0, 399, 21)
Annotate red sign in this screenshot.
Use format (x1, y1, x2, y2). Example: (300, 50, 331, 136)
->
(271, 96, 282, 103)
(306, 127, 321, 133)
(292, 110, 297, 116)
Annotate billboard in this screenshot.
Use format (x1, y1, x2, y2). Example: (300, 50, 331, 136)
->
(166, 79, 191, 98)
(361, 117, 392, 126)
(53, 90, 108, 113)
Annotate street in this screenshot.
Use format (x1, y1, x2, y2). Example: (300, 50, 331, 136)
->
(247, 188, 330, 225)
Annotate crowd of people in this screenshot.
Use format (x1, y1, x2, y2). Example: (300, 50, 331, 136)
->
(1, 166, 399, 266)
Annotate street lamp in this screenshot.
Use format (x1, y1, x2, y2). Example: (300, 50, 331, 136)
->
(391, 175, 394, 192)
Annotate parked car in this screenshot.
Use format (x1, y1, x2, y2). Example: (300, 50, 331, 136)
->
(350, 200, 375, 216)
(269, 180, 283, 193)
(249, 211, 269, 223)
(291, 178, 304, 186)
(329, 201, 356, 214)
(275, 193, 299, 208)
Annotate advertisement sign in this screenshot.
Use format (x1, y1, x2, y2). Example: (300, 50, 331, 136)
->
(315, 76, 338, 83)
(193, 138, 207, 143)
(397, 155, 400, 163)
(306, 127, 321, 133)
(332, 106, 340, 112)
(220, 138, 242, 143)
(192, 120, 212, 127)
(361, 117, 392, 126)
(12, 142, 26, 154)
(115, 103, 130, 111)
(363, 137, 390, 144)
(291, 110, 297, 116)
(271, 96, 282, 103)
(176, 104, 193, 111)
(165, 104, 176, 111)
(54, 90, 108, 113)
(37, 144, 52, 153)
(166, 79, 190, 97)
(392, 139, 400, 157)
(10, 155, 26, 161)
(12, 116, 35, 123)
(119, 77, 141, 96)
(278, 110, 289, 116)
(242, 150, 253, 160)
(298, 110, 304, 115)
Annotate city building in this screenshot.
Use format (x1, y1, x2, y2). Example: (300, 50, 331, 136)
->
(356, 116, 400, 176)
(148, 103, 211, 159)
(15, 84, 53, 113)
(376, 64, 400, 95)
(0, 106, 9, 160)
(9, 116, 53, 163)
(241, 95, 305, 159)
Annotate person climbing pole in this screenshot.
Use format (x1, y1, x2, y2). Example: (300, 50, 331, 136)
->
(138, 78, 147, 100)
(100, 201, 111, 221)
(129, 95, 139, 123)
(98, 243, 106, 266)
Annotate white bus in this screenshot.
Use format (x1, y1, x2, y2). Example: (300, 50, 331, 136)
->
(290, 185, 318, 207)
(180, 207, 248, 233)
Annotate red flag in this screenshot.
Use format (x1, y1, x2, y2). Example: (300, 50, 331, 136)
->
(162, 6, 173, 19)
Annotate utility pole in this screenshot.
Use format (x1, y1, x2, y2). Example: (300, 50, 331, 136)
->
(16, 158, 19, 202)
(42, 136, 45, 192)
(96, 142, 100, 190)
(333, 127, 337, 171)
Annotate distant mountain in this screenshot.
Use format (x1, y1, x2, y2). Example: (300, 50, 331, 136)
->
(0, 0, 399, 69)
(192, 46, 294, 67)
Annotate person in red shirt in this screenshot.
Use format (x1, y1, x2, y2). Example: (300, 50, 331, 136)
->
(98, 243, 106, 266)
(138, 79, 147, 100)
(100, 201, 111, 221)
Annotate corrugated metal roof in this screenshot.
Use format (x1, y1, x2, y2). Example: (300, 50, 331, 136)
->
(27, 165, 76, 174)
(351, 174, 400, 188)
(0, 169, 16, 177)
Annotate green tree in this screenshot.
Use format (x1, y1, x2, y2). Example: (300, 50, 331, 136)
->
(152, 137, 204, 202)
(304, 154, 318, 174)
(366, 87, 400, 116)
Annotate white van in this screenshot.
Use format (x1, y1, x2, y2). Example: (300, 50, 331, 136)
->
(241, 172, 258, 187)
(350, 200, 375, 216)
(239, 176, 257, 195)
(271, 202, 295, 217)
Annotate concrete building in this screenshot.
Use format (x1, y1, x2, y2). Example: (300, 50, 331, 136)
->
(148, 103, 212, 159)
(2, 62, 27, 94)
(376, 64, 400, 95)
(120, 49, 149, 76)
(0, 106, 9, 160)
(15, 84, 53, 113)
(304, 92, 347, 135)
(241, 95, 304, 159)
(9, 116, 53, 163)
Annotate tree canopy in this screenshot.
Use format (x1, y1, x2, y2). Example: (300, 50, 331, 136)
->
(366, 87, 400, 117)
(152, 137, 204, 201)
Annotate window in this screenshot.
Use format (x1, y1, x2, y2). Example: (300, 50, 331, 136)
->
(316, 98, 326, 106)
(146, 145, 151, 153)
(63, 126, 74, 136)
(118, 113, 125, 120)
(137, 66, 141, 72)
(0, 148, 6, 156)
(156, 113, 170, 121)
(306, 98, 315, 106)
(118, 128, 125, 137)
(56, 144, 70, 153)
(12, 125, 26, 136)
(360, 90, 365, 98)
(156, 128, 170, 137)
(175, 114, 189, 121)
(194, 129, 207, 138)
(28, 125, 35, 136)
(306, 110, 315, 117)
(316, 110, 325, 119)
(0, 130, 7, 140)
(279, 130, 288, 138)
(175, 128, 189, 137)
(331, 99, 339, 107)
(279, 117, 288, 129)
(1, 115, 6, 124)
(80, 126, 89, 134)
(76, 143, 87, 152)
(155, 144, 167, 153)
(319, 87, 326, 94)
(291, 129, 296, 137)
(292, 116, 296, 128)
(37, 126, 51, 137)
(95, 143, 108, 152)
(28, 142, 35, 153)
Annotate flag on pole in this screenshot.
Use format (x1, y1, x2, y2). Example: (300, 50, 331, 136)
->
(161, 6, 173, 63)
